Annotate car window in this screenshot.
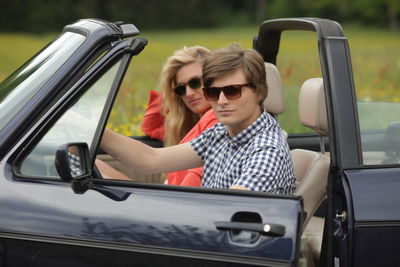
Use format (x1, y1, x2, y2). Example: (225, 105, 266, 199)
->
(0, 32, 85, 131)
(358, 101, 400, 165)
(354, 31, 399, 166)
(17, 60, 122, 178)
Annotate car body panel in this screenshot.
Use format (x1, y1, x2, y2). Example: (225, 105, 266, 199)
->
(335, 168, 400, 266)
(0, 163, 303, 265)
(346, 168, 400, 221)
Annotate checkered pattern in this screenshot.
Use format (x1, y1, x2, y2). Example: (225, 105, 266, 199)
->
(68, 151, 83, 177)
(190, 111, 295, 193)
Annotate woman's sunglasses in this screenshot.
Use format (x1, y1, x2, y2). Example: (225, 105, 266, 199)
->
(203, 83, 255, 101)
(173, 77, 202, 96)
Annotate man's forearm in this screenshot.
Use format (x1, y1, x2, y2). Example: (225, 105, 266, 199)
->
(101, 129, 204, 175)
(101, 129, 158, 174)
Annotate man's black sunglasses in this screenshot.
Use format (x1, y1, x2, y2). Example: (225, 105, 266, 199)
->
(173, 77, 202, 96)
(203, 83, 255, 101)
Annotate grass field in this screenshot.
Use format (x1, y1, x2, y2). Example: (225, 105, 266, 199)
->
(1, 25, 399, 135)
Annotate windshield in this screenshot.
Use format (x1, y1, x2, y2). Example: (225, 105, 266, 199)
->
(0, 32, 85, 131)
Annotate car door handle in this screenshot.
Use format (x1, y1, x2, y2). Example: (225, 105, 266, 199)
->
(215, 221, 285, 237)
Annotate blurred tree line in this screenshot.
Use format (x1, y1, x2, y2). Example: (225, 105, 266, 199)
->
(0, 0, 398, 32)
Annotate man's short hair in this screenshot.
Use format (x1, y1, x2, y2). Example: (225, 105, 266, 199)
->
(202, 43, 268, 105)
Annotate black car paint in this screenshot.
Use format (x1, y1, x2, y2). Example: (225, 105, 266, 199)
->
(344, 168, 400, 266)
(0, 170, 302, 265)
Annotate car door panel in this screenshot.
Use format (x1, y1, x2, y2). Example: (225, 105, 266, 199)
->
(0, 169, 303, 266)
(4, 237, 284, 267)
(343, 169, 400, 267)
(346, 169, 400, 221)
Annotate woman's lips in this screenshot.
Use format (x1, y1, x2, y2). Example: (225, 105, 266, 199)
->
(189, 98, 202, 105)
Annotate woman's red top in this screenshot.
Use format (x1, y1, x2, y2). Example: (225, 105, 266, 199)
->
(141, 90, 218, 186)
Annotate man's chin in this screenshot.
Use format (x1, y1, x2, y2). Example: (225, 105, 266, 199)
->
(217, 117, 234, 126)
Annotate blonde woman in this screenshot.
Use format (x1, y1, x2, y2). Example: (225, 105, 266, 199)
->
(141, 46, 218, 186)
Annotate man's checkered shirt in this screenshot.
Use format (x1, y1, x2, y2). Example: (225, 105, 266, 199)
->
(190, 111, 295, 193)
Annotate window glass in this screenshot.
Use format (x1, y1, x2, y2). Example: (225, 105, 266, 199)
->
(18, 60, 122, 178)
(353, 30, 400, 166)
(0, 32, 85, 131)
(358, 102, 400, 165)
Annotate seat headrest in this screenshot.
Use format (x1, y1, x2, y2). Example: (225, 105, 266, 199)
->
(263, 63, 285, 115)
(298, 78, 328, 135)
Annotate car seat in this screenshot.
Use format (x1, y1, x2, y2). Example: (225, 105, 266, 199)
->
(293, 78, 329, 228)
(294, 78, 330, 267)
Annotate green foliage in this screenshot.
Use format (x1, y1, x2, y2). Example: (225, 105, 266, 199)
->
(92, 26, 400, 135)
(267, 0, 302, 18)
(0, 26, 399, 135)
(0, 0, 257, 32)
(0, 0, 399, 32)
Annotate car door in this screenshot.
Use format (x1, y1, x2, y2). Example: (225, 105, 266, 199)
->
(0, 19, 303, 267)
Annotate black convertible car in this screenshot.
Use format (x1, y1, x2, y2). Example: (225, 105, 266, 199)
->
(0, 18, 399, 267)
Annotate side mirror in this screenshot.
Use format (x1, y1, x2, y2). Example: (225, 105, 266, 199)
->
(54, 142, 130, 199)
(55, 142, 91, 181)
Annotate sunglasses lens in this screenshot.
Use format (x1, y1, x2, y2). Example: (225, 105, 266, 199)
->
(174, 78, 202, 96)
(224, 85, 242, 100)
(188, 78, 202, 89)
(203, 83, 250, 101)
(203, 87, 220, 101)
(174, 85, 186, 96)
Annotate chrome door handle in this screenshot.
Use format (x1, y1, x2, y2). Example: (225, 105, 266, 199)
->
(215, 221, 285, 237)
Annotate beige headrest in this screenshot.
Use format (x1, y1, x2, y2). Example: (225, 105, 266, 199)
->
(298, 78, 328, 135)
(263, 63, 285, 115)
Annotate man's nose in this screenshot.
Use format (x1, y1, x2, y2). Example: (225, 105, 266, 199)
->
(217, 91, 229, 105)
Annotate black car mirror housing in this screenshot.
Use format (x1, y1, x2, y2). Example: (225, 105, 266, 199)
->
(55, 142, 92, 181)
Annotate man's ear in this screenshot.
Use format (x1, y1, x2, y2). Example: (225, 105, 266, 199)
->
(257, 93, 265, 107)
(257, 95, 266, 112)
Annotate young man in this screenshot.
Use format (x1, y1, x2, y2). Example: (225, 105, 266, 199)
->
(101, 44, 295, 193)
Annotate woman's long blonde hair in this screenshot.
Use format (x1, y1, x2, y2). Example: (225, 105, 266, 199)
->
(159, 46, 210, 146)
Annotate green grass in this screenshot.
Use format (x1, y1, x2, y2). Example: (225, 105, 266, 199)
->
(1, 25, 399, 135)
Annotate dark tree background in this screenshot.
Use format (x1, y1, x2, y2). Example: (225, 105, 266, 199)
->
(0, 0, 398, 32)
